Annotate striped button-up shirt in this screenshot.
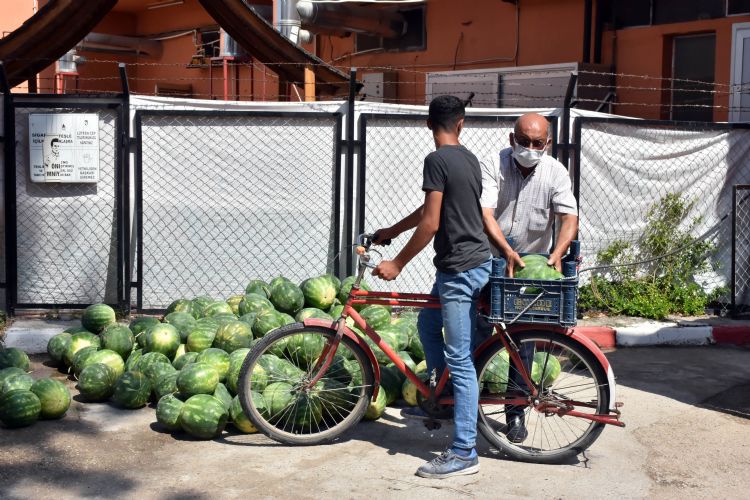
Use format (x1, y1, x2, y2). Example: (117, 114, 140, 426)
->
(480, 147, 578, 253)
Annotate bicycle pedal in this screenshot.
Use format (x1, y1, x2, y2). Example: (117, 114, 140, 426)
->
(424, 419, 442, 431)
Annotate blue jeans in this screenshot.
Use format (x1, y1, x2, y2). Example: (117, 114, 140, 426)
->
(417, 259, 491, 450)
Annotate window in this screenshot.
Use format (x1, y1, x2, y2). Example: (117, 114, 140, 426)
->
(728, 0, 750, 15)
(671, 34, 716, 121)
(654, 0, 724, 24)
(200, 29, 220, 58)
(601, 0, 747, 28)
(602, 0, 651, 29)
(355, 6, 425, 53)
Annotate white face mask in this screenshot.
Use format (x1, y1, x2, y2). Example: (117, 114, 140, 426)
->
(512, 143, 546, 168)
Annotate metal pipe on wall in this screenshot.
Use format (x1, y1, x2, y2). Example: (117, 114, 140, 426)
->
(296, 0, 407, 38)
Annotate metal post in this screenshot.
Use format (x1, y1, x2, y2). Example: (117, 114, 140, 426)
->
(561, 72, 578, 169)
(582, 0, 592, 64)
(0, 63, 16, 315)
(119, 63, 131, 315)
(344, 68, 357, 275)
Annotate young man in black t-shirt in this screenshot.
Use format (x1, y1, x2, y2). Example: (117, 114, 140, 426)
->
(372, 95, 492, 479)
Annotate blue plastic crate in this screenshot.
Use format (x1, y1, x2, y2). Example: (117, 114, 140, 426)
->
(486, 243, 580, 327)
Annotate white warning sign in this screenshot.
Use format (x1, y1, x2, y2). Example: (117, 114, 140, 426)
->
(29, 113, 100, 183)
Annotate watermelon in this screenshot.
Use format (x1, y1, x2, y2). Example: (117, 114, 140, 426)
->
(390, 317, 417, 344)
(269, 276, 292, 289)
(0, 367, 26, 387)
(295, 308, 333, 322)
(252, 310, 286, 339)
(202, 301, 234, 318)
(64, 326, 92, 335)
(379, 365, 403, 405)
(179, 394, 228, 439)
(262, 381, 295, 423)
(30, 378, 71, 419)
(2, 372, 34, 395)
(213, 383, 233, 411)
(173, 351, 199, 370)
(173, 344, 186, 361)
(176, 362, 219, 397)
(0, 390, 41, 427)
(164, 312, 197, 343)
(301, 275, 338, 310)
(144, 324, 181, 359)
(225, 348, 251, 395)
(112, 371, 152, 409)
(238, 313, 257, 327)
(78, 363, 117, 401)
(238, 293, 275, 316)
(514, 254, 564, 293)
(402, 372, 429, 406)
(64, 332, 100, 368)
(415, 360, 427, 374)
(270, 281, 305, 315)
(166, 298, 196, 317)
(191, 296, 216, 318)
(195, 348, 230, 382)
(0, 347, 30, 372)
(285, 333, 325, 368)
(224, 295, 244, 316)
(156, 393, 184, 431)
(134, 351, 171, 375)
(81, 304, 117, 334)
(532, 352, 562, 386)
(129, 317, 160, 346)
(363, 387, 387, 420)
(314, 378, 357, 418)
(482, 350, 509, 393)
(80, 349, 125, 379)
(230, 394, 258, 433)
(408, 334, 425, 363)
(377, 325, 408, 352)
(143, 361, 177, 389)
(101, 325, 135, 360)
(152, 371, 179, 401)
(337, 276, 370, 309)
(289, 392, 323, 429)
(328, 304, 344, 319)
(359, 305, 391, 330)
(213, 321, 254, 353)
(47, 333, 72, 366)
(323, 274, 341, 294)
(186, 324, 218, 353)
(72, 346, 100, 377)
(272, 358, 305, 383)
(125, 349, 143, 372)
(245, 280, 271, 298)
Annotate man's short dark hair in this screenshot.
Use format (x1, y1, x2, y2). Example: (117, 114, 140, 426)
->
(50, 138, 59, 145)
(428, 95, 465, 132)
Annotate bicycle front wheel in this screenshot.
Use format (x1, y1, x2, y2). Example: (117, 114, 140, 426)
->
(476, 330, 610, 463)
(237, 323, 374, 445)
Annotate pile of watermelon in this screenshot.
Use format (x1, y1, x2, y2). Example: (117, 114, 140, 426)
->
(0, 346, 72, 428)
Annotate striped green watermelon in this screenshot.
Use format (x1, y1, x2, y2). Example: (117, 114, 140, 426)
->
(30, 378, 71, 419)
(285, 333, 325, 368)
(379, 365, 402, 405)
(72, 346, 100, 377)
(252, 310, 286, 339)
(269, 276, 291, 289)
(202, 301, 234, 318)
(125, 349, 143, 372)
(78, 363, 117, 401)
(2, 372, 34, 395)
(270, 281, 305, 314)
(226, 295, 245, 316)
(173, 351, 198, 370)
(531, 352, 562, 386)
(363, 386, 387, 421)
(301, 276, 338, 310)
(101, 325, 135, 360)
(173, 344, 186, 361)
(238, 313, 257, 327)
(0, 347, 30, 372)
(64, 326, 93, 335)
(129, 317, 160, 346)
(143, 360, 177, 390)
(64, 332, 101, 368)
(212, 383, 232, 411)
(80, 349, 125, 379)
(47, 333, 73, 366)
(213, 321, 253, 353)
(263, 381, 295, 422)
(314, 378, 357, 417)
(0, 390, 41, 427)
(112, 371, 151, 409)
(176, 362, 219, 397)
(482, 350, 509, 393)
(323, 274, 341, 294)
(152, 371, 179, 401)
(337, 276, 370, 310)
(81, 304, 117, 334)
(225, 348, 250, 395)
(238, 293, 275, 316)
(164, 312, 197, 343)
(186, 322, 219, 353)
(230, 394, 259, 433)
(408, 334, 425, 362)
(0, 367, 26, 388)
(195, 348, 230, 382)
(191, 296, 216, 318)
(144, 324, 181, 359)
(359, 305, 391, 330)
(166, 298, 196, 318)
(245, 280, 271, 298)
(295, 308, 333, 322)
(515, 254, 564, 293)
(156, 393, 184, 431)
(179, 393, 228, 439)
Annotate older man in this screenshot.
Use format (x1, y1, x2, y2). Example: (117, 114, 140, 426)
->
(479, 112, 579, 442)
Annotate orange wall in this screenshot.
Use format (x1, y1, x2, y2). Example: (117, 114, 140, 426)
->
(604, 16, 750, 121)
(318, 0, 587, 105)
(1, 0, 38, 92)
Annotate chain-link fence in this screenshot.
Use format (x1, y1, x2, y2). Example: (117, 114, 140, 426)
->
(10, 99, 123, 308)
(135, 110, 342, 310)
(357, 113, 557, 293)
(733, 185, 750, 315)
(575, 117, 750, 314)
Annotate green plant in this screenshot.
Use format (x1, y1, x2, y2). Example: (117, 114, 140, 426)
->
(578, 193, 724, 319)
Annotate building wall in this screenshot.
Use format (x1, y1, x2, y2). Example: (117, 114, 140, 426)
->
(1, 0, 39, 93)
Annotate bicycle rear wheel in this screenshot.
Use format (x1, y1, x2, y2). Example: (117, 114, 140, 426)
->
(475, 330, 610, 463)
(237, 323, 374, 445)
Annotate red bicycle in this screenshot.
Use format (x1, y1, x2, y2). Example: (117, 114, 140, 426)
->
(238, 234, 624, 463)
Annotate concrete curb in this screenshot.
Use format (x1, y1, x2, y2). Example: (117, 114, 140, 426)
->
(577, 324, 750, 348)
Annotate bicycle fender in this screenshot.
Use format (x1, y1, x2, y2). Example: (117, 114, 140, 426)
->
(303, 318, 381, 399)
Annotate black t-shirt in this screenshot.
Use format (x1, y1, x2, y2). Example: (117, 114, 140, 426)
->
(422, 145, 490, 273)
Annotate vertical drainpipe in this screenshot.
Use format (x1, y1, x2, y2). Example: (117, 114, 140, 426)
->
(583, 0, 592, 64)
(594, 0, 604, 64)
(277, 0, 302, 43)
